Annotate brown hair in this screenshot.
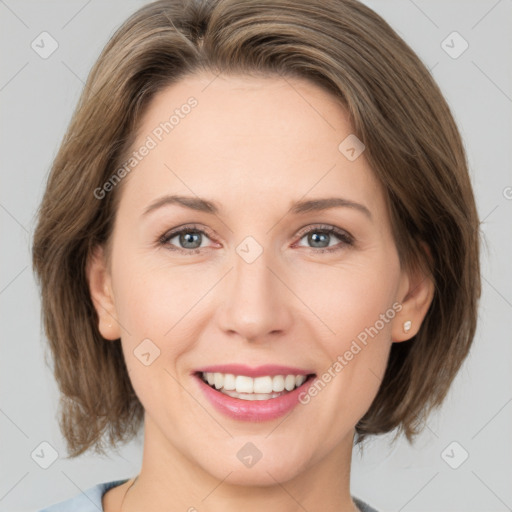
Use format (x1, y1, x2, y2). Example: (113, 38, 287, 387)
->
(32, 0, 480, 457)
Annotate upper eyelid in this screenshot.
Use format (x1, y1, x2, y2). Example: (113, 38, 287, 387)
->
(295, 224, 351, 238)
(161, 223, 214, 241)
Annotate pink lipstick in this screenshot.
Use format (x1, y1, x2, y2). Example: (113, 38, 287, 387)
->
(192, 364, 316, 422)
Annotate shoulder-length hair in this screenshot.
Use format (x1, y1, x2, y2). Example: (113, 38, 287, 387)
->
(32, 0, 480, 457)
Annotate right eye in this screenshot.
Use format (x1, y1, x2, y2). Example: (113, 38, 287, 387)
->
(159, 224, 217, 254)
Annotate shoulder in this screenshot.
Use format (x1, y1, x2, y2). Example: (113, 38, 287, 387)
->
(353, 496, 380, 512)
(36, 479, 129, 512)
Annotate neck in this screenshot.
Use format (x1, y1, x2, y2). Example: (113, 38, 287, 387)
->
(121, 415, 359, 512)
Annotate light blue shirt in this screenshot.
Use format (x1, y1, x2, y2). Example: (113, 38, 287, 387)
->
(37, 479, 378, 511)
(37, 479, 130, 511)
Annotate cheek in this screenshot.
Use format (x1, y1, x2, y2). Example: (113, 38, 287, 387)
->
(111, 253, 207, 339)
(293, 254, 400, 350)
(110, 262, 202, 412)
(294, 256, 400, 418)
(110, 254, 216, 405)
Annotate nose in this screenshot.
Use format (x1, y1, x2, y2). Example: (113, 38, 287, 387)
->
(216, 244, 294, 343)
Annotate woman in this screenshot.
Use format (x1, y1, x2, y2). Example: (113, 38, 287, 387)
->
(33, 0, 480, 510)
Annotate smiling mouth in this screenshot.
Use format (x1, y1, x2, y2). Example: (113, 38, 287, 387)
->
(196, 371, 316, 401)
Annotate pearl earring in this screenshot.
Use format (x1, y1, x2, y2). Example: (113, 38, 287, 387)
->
(403, 320, 412, 333)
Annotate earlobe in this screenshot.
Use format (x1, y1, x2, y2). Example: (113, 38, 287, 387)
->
(392, 257, 435, 343)
(86, 245, 121, 340)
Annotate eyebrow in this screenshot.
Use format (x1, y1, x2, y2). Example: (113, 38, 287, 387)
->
(144, 195, 218, 215)
(143, 194, 372, 219)
(289, 197, 372, 219)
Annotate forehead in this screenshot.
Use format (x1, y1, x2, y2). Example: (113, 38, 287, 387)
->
(118, 72, 384, 216)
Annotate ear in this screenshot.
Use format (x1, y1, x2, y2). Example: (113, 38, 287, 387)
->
(392, 247, 435, 343)
(86, 245, 121, 340)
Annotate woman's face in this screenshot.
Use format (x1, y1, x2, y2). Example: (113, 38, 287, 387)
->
(96, 72, 411, 485)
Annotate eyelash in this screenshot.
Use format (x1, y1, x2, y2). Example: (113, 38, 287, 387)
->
(158, 223, 354, 255)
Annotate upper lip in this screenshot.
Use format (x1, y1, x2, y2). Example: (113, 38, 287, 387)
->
(194, 364, 315, 378)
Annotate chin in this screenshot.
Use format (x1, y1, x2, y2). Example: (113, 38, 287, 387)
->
(195, 444, 312, 487)
(217, 462, 305, 487)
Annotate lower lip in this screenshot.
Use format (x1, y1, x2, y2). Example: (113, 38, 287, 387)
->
(194, 374, 316, 422)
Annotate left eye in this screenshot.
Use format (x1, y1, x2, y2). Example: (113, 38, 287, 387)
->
(295, 226, 353, 253)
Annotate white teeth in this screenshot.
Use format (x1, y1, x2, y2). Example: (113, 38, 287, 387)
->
(223, 373, 236, 391)
(235, 375, 254, 393)
(253, 376, 273, 394)
(222, 390, 283, 401)
(214, 373, 223, 390)
(272, 375, 285, 392)
(284, 374, 296, 391)
(295, 375, 306, 387)
(201, 372, 310, 395)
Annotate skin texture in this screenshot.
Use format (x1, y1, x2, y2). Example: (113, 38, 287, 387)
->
(89, 73, 434, 512)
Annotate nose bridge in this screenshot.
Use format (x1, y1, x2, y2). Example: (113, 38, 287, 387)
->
(218, 236, 292, 341)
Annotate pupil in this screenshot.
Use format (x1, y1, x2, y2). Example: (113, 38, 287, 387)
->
(181, 232, 201, 249)
(310, 232, 328, 248)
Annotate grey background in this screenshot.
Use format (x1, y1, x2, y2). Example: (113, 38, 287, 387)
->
(1, 0, 511, 511)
